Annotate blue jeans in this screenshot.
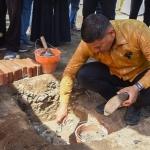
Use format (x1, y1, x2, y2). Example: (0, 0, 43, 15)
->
(68, 0, 80, 27)
(29, 1, 33, 28)
(96, 2, 102, 14)
(20, 0, 33, 43)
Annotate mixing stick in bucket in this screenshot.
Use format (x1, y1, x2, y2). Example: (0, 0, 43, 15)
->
(40, 36, 55, 56)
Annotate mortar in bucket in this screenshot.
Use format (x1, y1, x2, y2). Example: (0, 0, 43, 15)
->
(75, 122, 108, 143)
(34, 48, 61, 74)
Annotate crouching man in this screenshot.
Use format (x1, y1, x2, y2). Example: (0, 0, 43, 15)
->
(55, 14, 150, 126)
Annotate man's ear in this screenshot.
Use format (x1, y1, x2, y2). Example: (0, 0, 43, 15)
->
(107, 28, 115, 37)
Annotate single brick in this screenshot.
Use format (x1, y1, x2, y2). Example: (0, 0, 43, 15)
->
(25, 58, 42, 75)
(12, 59, 32, 78)
(21, 59, 37, 77)
(2, 61, 22, 81)
(0, 69, 5, 85)
(0, 70, 3, 85)
(12, 59, 27, 78)
(0, 69, 8, 85)
(0, 64, 13, 83)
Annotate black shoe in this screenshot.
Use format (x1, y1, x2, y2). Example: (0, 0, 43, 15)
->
(95, 102, 106, 114)
(124, 105, 141, 126)
(19, 42, 30, 52)
(0, 45, 6, 51)
(24, 40, 35, 47)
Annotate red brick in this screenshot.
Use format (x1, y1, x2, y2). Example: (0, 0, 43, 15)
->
(21, 59, 37, 77)
(25, 58, 42, 75)
(12, 59, 32, 78)
(12, 59, 27, 78)
(0, 69, 8, 85)
(0, 64, 13, 83)
(2, 61, 22, 81)
(0, 70, 3, 85)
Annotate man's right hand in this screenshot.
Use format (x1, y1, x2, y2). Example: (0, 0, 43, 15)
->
(55, 102, 68, 125)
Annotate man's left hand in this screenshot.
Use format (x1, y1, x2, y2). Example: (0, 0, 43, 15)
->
(117, 85, 139, 106)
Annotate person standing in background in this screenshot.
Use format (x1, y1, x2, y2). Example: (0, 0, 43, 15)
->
(0, 0, 23, 59)
(129, 0, 150, 27)
(68, 0, 81, 31)
(31, 0, 71, 46)
(19, 0, 34, 52)
(83, 0, 117, 20)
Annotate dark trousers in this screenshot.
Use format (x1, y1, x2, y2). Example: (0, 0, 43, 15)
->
(77, 62, 150, 108)
(31, 0, 71, 46)
(0, 0, 23, 52)
(129, 0, 150, 27)
(83, 0, 117, 20)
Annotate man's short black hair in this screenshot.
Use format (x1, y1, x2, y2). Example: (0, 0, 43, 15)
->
(81, 14, 112, 43)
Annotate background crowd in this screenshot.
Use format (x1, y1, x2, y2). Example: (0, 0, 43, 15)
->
(0, 0, 149, 59)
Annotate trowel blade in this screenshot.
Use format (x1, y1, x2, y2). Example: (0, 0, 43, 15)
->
(104, 92, 129, 116)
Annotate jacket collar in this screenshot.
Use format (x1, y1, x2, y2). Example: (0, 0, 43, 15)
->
(110, 20, 128, 46)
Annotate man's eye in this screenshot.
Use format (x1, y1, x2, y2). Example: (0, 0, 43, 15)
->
(98, 46, 101, 49)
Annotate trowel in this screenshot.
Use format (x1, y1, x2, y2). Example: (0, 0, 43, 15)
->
(104, 92, 129, 116)
(40, 36, 55, 56)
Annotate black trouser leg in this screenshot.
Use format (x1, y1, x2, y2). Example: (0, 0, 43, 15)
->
(143, 0, 150, 27)
(83, 0, 117, 20)
(76, 61, 150, 108)
(83, 0, 98, 20)
(5, 0, 23, 52)
(77, 62, 132, 100)
(99, 0, 117, 20)
(0, 0, 7, 47)
(129, 0, 142, 19)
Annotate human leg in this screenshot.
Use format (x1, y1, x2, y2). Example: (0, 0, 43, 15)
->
(5, 0, 23, 52)
(30, 0, 42, 43)
(96, 2, 102, 14)
(69, 0, 80, 28)
(77, 61, 131, 114)
(20, 0, 33, 43)
(58, 0, 71, 45)
(76, 61, 132, 101)
(83, 0, 98, 20)
(143, 0, 150, 27)
(29, 1, 33, 29)
(124, 69, 150, 125)
(99, 0, 117, 20)
(77, 62, 150, 125)
(20, 0, 33, 52)
(0, 0, 7, 47)
(129, 0, 143, 19)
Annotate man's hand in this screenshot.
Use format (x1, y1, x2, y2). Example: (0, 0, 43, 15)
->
(55, 102, 68, 125)
(117, 85, 139, 106)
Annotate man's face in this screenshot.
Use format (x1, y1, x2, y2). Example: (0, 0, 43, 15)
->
(87, 29, 115, 53)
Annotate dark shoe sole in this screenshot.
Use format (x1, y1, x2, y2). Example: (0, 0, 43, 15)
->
(95, 102, 106, 114)
(124, 106, 141, 126)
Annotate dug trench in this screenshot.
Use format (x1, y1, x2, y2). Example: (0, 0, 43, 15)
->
(0, 73, 150, 150)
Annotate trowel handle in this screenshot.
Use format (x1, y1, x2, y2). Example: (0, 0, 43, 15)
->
(40, 36, 48, 50)
(119, 92, 129, 102)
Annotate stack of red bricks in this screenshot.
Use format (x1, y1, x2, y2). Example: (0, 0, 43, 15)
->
(0, 58, 42, 85)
